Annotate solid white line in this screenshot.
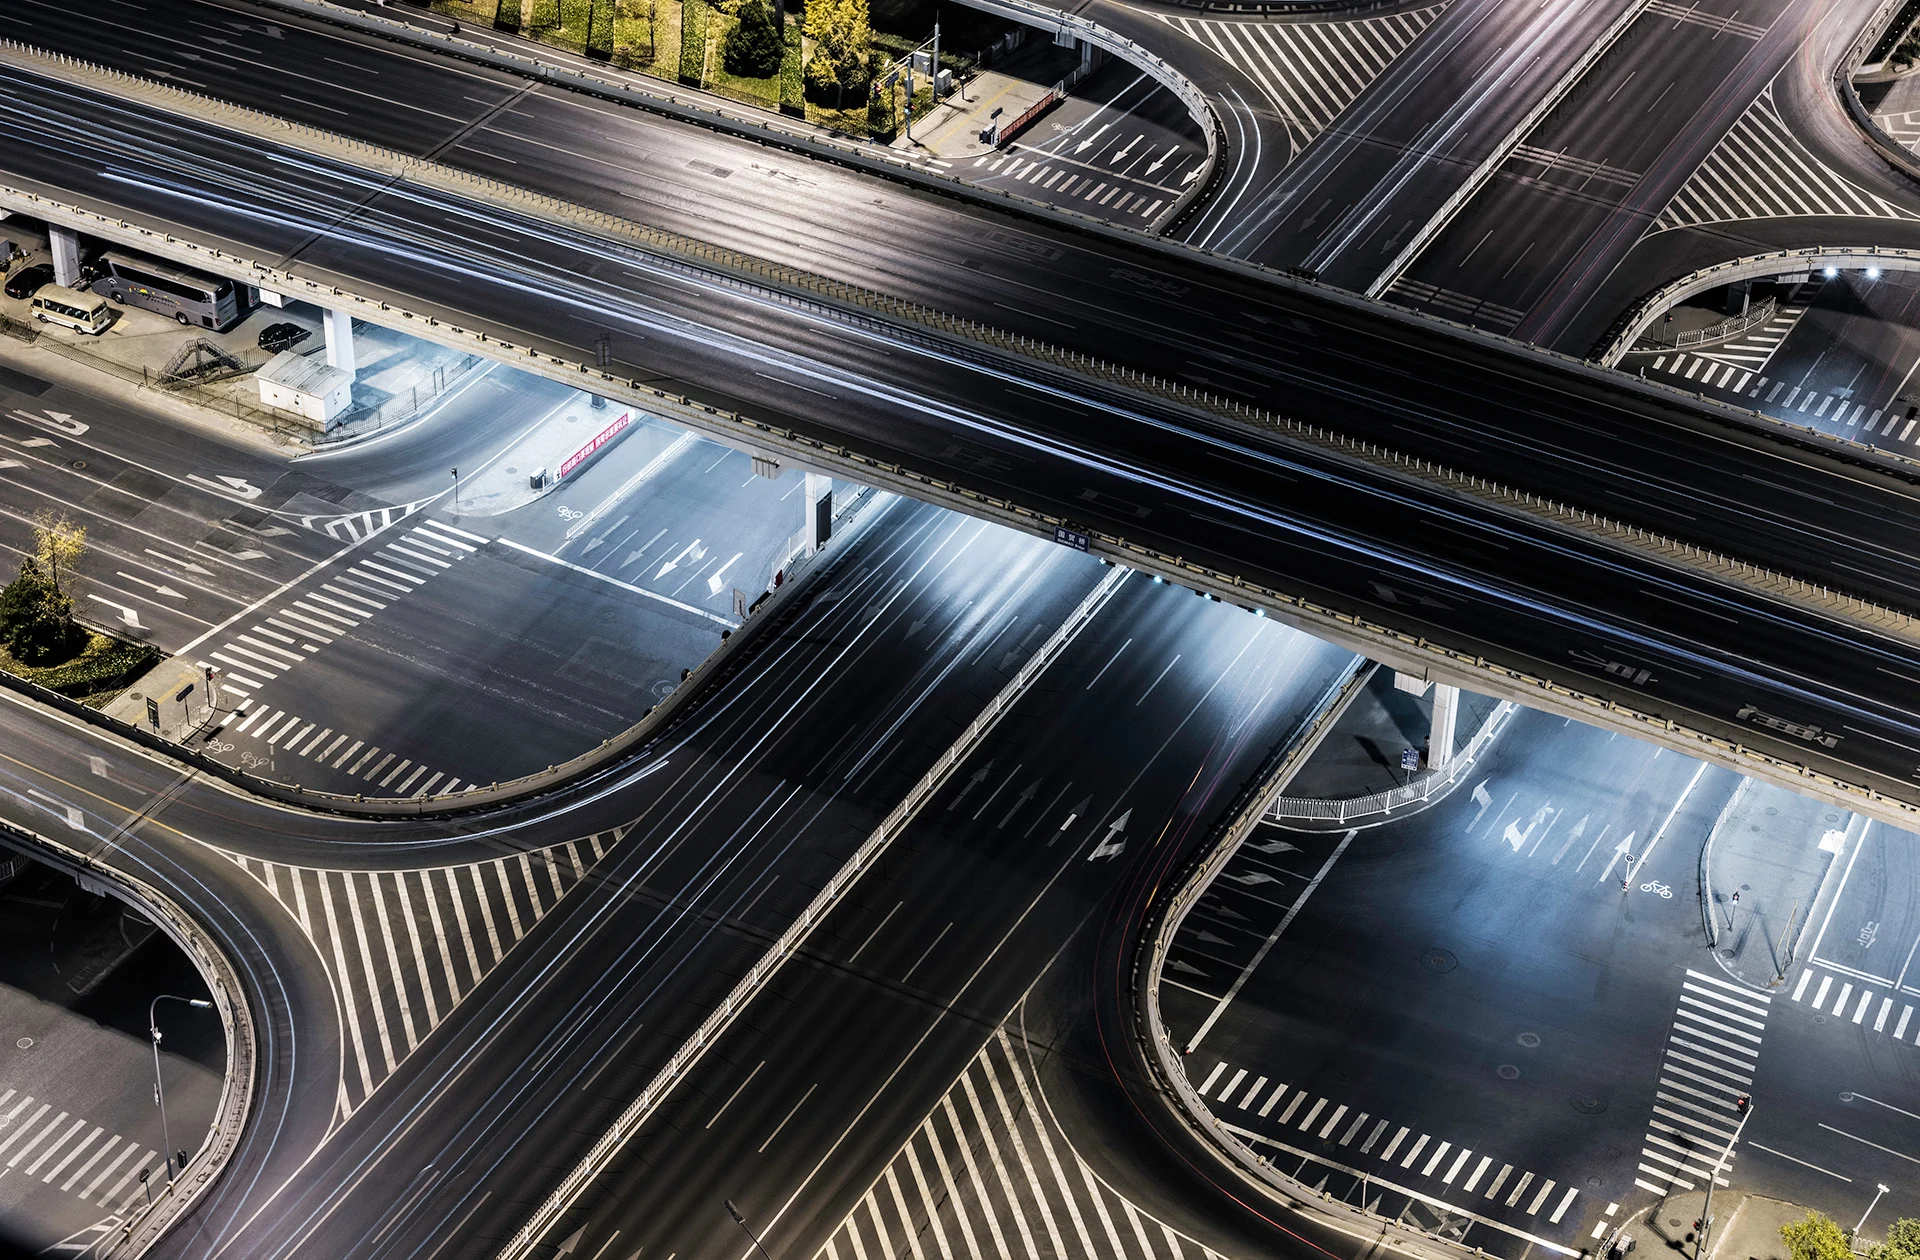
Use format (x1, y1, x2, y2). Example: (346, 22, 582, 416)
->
(1819, 1123, 1920, 1164)
(1748, 1142, 1851, 1181)
(497, 538, 736, 628)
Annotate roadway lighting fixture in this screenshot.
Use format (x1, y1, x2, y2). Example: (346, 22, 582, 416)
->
(151, 995, 214, 1183)
(1868, 267, 1882, 279)
(1824, 267, 1839, 278)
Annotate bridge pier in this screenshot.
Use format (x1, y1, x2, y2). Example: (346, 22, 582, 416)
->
(323, 307, 357, 376)
(48, 225, 80, 287)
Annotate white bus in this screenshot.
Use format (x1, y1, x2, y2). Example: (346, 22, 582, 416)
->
(30, 284, 112, 335)
(93, 252, 244, 331)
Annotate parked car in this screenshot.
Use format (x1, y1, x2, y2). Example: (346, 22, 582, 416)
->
(258, 321, 312, 354)
(4, 263, 55, 300)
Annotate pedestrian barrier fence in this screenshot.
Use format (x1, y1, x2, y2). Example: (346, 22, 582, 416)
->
(1633, 297, 1777, 353)
(1266, 699, 1515, 826)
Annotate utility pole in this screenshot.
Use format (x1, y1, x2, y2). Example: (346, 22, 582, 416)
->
(1696, 1094, 1752, 1260)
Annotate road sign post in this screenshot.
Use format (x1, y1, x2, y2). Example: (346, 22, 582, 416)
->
(145, 696, 160, 730)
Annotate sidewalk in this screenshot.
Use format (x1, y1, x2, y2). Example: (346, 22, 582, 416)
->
(1280, 666, 1501, 801)
(1633, 1189, 1810, 1260)
(1702, 778, 1855, 989)
(897, 40, 1082, 161)
(451, 398, 659, 517)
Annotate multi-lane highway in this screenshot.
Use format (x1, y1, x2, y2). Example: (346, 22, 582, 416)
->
(17, 42, 1920, 808)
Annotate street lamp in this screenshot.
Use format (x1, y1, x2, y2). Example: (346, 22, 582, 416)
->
(1856, 1184, 1892, 1238)
(150, 995, 212, 1184)
(725, 1199, 775, 1260)
(1696, 1095, 1753, 1260)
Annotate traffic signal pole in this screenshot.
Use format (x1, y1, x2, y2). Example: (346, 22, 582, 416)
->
(1697, 1096, 1752, 1260)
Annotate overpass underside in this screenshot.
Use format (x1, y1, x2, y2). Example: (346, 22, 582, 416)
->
(6, 50, 1920, 828)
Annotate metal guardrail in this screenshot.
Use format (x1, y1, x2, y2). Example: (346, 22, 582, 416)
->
(1633, 296, 1777, 353)
(1266, 699, 1515, 826)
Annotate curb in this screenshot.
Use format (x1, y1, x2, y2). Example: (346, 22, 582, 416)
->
(1130, 661, 1512, 1260)
(0, 818, 255, 1260)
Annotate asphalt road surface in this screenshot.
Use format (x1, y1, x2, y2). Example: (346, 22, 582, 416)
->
(1162, 708, 1920, 1257)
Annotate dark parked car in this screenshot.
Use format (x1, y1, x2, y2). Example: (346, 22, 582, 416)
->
(258, 321, 312, 354)
(4, 263, 55, 300)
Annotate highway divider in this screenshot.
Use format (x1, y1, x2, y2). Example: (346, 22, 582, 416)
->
(495, 563, 1134, 1259)
(0, 800, 255, 1260)
(253, 0, 1220, 236)
(12, 44, 1920, 831)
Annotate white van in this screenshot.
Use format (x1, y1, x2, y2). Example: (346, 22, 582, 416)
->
(31, 284, 112, 335)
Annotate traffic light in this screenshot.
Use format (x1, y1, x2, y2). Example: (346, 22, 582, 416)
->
(1735, 1094, 1750, 1115)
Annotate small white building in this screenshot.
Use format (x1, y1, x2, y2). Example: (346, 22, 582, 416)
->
(256, 350, 353, 430)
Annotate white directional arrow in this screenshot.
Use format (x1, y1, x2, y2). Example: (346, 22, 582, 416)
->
(0, 460, 22, 471)
(1503, 802, 1550, 852)
(29, 789, 85, 831)
(89, 756, 107, 777)
(14, 409, 87, 436)
(1182, 168, 1203, 185)
(1148, 147, 1179, 174)
(707, 551, 744, 596)
(582, 513, 629, 555)
(948, 761, 995, 811)
(907, 618, 926, 638)
(88, 595, 142, 629)
(229, 550, 269, 562)
(15, 437, 54, 448)
(1600, 831, 1638, 884)
(656, 538, 704, 579)
(1553, 814, 1587, 865)
(621, 528, 667, 570)
(145, 549, 212, 575)
(116, 572, 184, 599)
(1088, 808, 1131, 860)
(1467, 780, 1493, 833)
(1249, 838, 1298, 855)
(188, 473, 264, 501)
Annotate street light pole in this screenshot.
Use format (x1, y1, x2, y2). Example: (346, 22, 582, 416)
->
(725, 1199, 775, 1260)
(1856, 1184, 1891, 1239)
(150, 995, 212, 1184)
(1697, 1096, 1752, 1260)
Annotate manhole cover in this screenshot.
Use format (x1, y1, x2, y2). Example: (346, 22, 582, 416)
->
(1766, 807, 1779, 816)
(1421, 948, 1458, 973)
(1517, 1032, 1541, 1048)
(1571, 1092, 1609, 1115)
(1720, 948, 1736, 958)
(1497, 1064, 1521, 1081)
(1740, 883, 1751, 891)
(1670, 1219, 1684, 1229)
(1588, 1177, 1604, 1189)
(15, 1038, 30, 1050)
(650, 679, 676, 700)
(68, 459, 85, 470)
(1840, 1091, 1856, 1103)
(504, 466, 518, 475)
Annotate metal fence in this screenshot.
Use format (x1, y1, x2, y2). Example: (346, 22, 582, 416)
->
(314, 352, 484, 445)
(1266, 700, 1516, 826)
(1634, 296, 1777, 352)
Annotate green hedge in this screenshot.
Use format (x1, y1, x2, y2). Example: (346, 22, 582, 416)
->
(680, 0, 707, 84)
(3, 634, 157, 705)
(780, 18, 805, 114)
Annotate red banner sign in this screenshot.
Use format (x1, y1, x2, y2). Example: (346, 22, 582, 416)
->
(558, 411, 631, 480)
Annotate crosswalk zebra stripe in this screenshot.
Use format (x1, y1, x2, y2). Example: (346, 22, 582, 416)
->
(1158, 7, 1443, 154)
(819, 1027, 1232, 1260)
(1655, 83, 1920, 231)
(214, 828, 630, 1119)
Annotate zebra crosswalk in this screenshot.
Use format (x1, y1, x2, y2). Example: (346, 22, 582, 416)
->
(1791, 963, 1920, 1047)
(295, 496, 436, 543)
(817, 1027, 1233, 1260)
(1158, 7, 1444, 155)
(1191, 1059, 1584, 1230)
(1633, 969, 1769, 1197)
(0, 1089, 162, 1219)
(213, 696, 464, 797)
(196, 517, 484, 701)
(1381, 276, 1527, 333)
(1654, 83, 1920, 232)
(1875, 108, 1920, 156)
(216, 826, 629, 1119)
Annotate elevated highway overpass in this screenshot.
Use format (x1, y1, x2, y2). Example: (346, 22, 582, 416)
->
(7, 44, 1920, 826)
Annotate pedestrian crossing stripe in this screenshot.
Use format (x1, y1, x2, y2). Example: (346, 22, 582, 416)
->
(1632, 969, 1767, 1196)
(209, 827, 631, 1122)
(1189, 1060, 1579, 1225)
(0, 1087, 164, 1219)
(1158, 7, 1445, 156)
(818, 1027, 1229, 1260)
(1790, 962, 1920, 1046)
(296, 494, 440, 542)
(1654, 83, 1920, 233)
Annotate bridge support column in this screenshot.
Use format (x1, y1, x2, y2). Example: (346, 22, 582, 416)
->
(1724, 279, 1751, 316)
(805, 472, 832, 555)
(49, 226, 80, 288)
(323, 307, 357, 376)
(1428, 683, 1458, 773)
